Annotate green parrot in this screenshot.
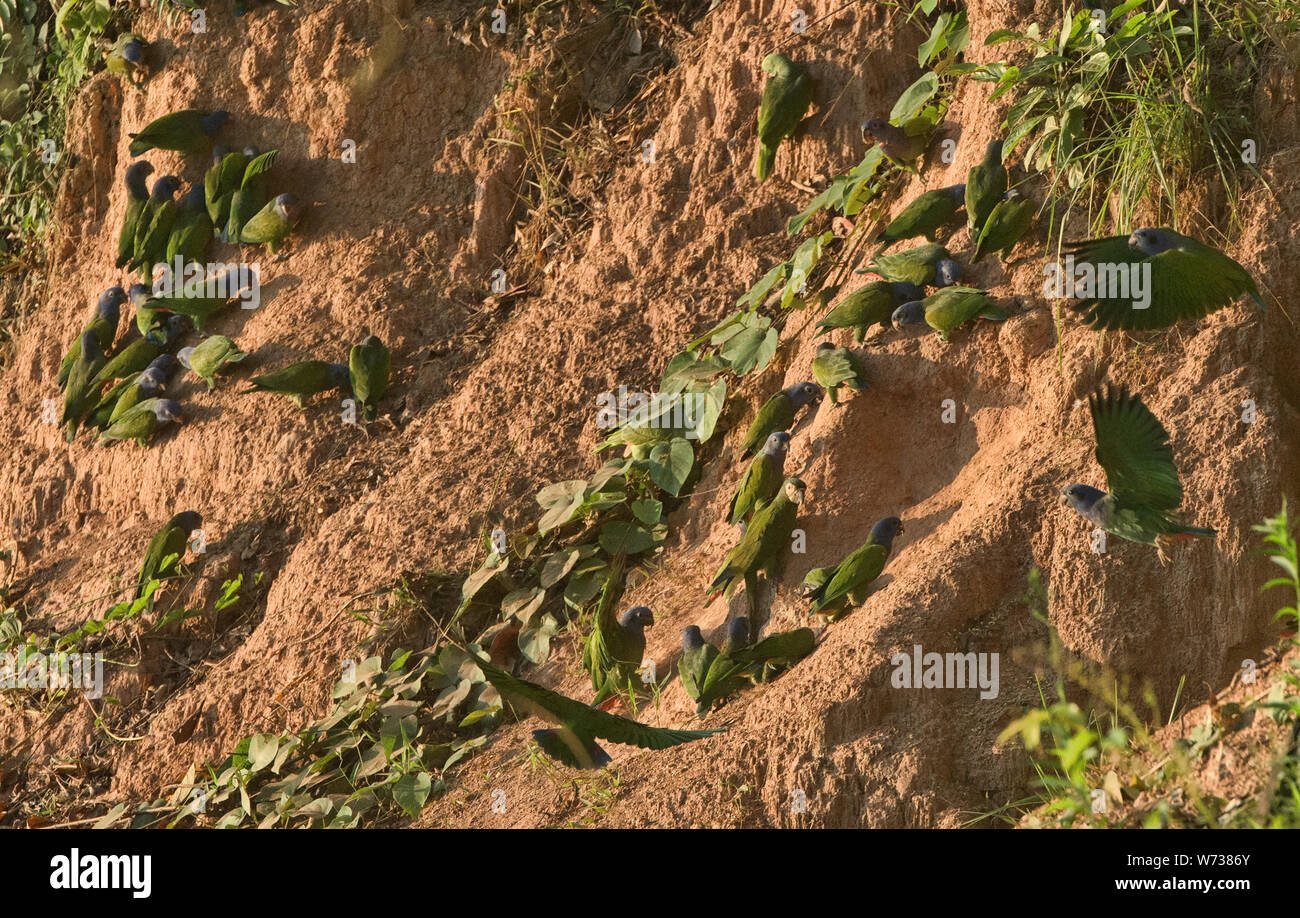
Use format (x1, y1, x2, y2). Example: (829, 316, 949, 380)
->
(740, 382, 821, 456)
(1061, 384, 1215, 563)
(348, 334, 390, 421)
(128, 108, 228, 157)
(861, 118, 929, 174)
(139, 268, 244, 335)
(128, 283, 166, 344)
(90, 317, 185, 389)
(130, 175, 182, 275)
(105, 33, 148, 85)
(204, 145, 247, 228)
(965, 139, 1007, 236)
(709, 477, 806, 630)
(811, 342, 867, 405)
(1061, 227, 1265, 330)
(239, 193, 303, 254)
(687, 618, 753, 716)
(85, 354, 175, 432)
(135, 511, 203, 600)
(241, 361, 351, 408)
(862, 243, 962, 288)
(187, 335, 247, 390)
(582, 558, 655, 706)
(876, 183, 966, 251)
(814, 280, 923, 343)
(225, 149, 277, 244)
(678, 625, 720, 711)
(734, 625, 816, 683)
(61, 330, 108, 442)
(890, 286, 1007, 341)
(58, 287, 124, 389)
(116, 162, 154, 269)
(98, 397, 184, 447)
(165, 185, 214, 267)
(86, 372, 142, 432)
(973, 188, 1035, 263)
(754, 53, 814, 182)
(728, 431, 789, 525)
(806, 517, 904, 621)
(473, 652, 722, 769)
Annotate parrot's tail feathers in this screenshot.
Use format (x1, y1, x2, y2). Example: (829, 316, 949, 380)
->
(1247, 288, 1267, 311)
(980, 305, 1009, 321)
(755, 144, 775, 182)
(1168, 525, 1216, 540)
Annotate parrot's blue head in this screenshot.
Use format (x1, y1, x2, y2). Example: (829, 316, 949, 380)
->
(274, 193, 304, 227)
(934, 259, 963, 288)
(154, 399, 184, 424)
(146, 353, 178, 378)
(782, 477, 807, 504)
(137, 372, 165, 396)
(362, 334, 382, 348)
(861, 118, 889, 142)
(619, 606, 655, 633)
(682, 625, 705, 651)
(1003, 188, 1022, 203)
(944, 183, 967, 201)
(152, 175, 181, 200)
(869, 516, 905, 549)
(79, 329, 102, 360)
(891, 300, 927, 330)
(211, 144, 229, 164)
(985, 139, 1004, 161)
(125, 160, 153, 196)
(725, 617, 750, 648)
(815, 342, 835, 355)
(127, 283, 152, 307)
(242, 145, 260, 159)
(785, 381, 822, 408)
(327, 363, 351, 387)
(122, 40, 144, 64)
(1060, 484, 1105, 514)
(889, 281, 925, 303)
(201, 110, 230, 137)
(1128, 227, 1176, 257)
(171, 510, 203, 533)
(98, 286, 127, 322)
(164, 315, 189, 342)
(185, 185, 205, 208)
(761, 430, 791, 458)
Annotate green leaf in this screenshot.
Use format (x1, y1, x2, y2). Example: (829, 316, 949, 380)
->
(631, 499, 663, 526)
(644, 437, 694, 497)
(889, 72, 938, 125)
(540, 548, 581, 588)
(720, 321, 777, 376)
(518, 613, 559, 664)
(599, 520, 655, 556)
(248, 734, 280, 772)
(736, 262, 790, 310)
(918, 13, 952, 66)
(392, 772, 432, 817)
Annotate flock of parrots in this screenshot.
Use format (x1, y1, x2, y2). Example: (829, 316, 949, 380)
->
(70, 36, 1270, 775)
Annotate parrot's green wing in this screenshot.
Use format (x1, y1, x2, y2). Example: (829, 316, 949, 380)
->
(728, 450, 781, 524)
(811, 348, 866, 397)
(734, 627, 816, 672)
(867, 244, 948, 286)
(582, 555, 631, 701)
(1089, 385, 1182, 513)
(741, 391, 795, 454)
(924, 287, 999, 338)
(476, 656, 723, 749)
(879, 191, 960, 246)
(965, 149, 1007, 234)
(815, 283, 896, 340)
(678, 641, 720, 703)
(137, 523, 187, 597)
(755, 55, 813, 182)
(974, 197, 1034, 261)
(811, 541, 888, 613)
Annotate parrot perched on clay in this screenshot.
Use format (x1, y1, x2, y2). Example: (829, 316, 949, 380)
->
(239, 192, 302, 254)
(135, 511, 203, 600)
(348, 334, 390, 421)
(709, 478, 805, 630)
(116, 162, 154, 269)
(225, 148, 277, 244)
(204, 145, 247, 228)
(98, 398, 184, 447)
(58, 287, 125, 388)
(810, 342, 867, 405)
(130, 175, 183, 275)
(474, 653, 722, 769)
(1060, 384, 1215, 563)
(91, 316, 186, 389)
(973, 188, 1035, 263)
(754, 53, 814, 183)
(166, 186, 214, 267)
(86, 354, 177, 432)
(891, 286, 1007, 341)
(61, 330, 108, 442)
(806, 516, 904, 621)
(815, 280, 923, 342)
(582, 556, 653, 707)
(1061, 228, 1265, 330)
(128, 108, 228, 157)
(728, 431, 789, 525)
(861, 118, 928, 174)
(965, 139, 1007, 236)
(876, 183, 966, 250)
(241, 361, 350, 408)
(861, 243, 961, 288)
(105, 33, 149, 85)
(740, 382, 821, 456)
(187, 335, 247, 390)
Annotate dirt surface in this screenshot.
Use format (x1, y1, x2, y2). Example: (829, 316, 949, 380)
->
(2, 0, 1298, 827)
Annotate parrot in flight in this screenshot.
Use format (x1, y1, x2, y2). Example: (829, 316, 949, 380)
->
(728, 431, 789, 525)
(740, 382, 821, 455)
(1060, 227, 1264, 330)
(754, 53, 813, 182)
(891, 287, 1007, 341)
(805, 516, 904, 621)
(965, 139, 1007, 237)
(1060, 384, 1215, 563)
(473, 653, 722, 769)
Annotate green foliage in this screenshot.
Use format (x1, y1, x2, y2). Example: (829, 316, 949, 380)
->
(1254, 498, 1299, 628)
